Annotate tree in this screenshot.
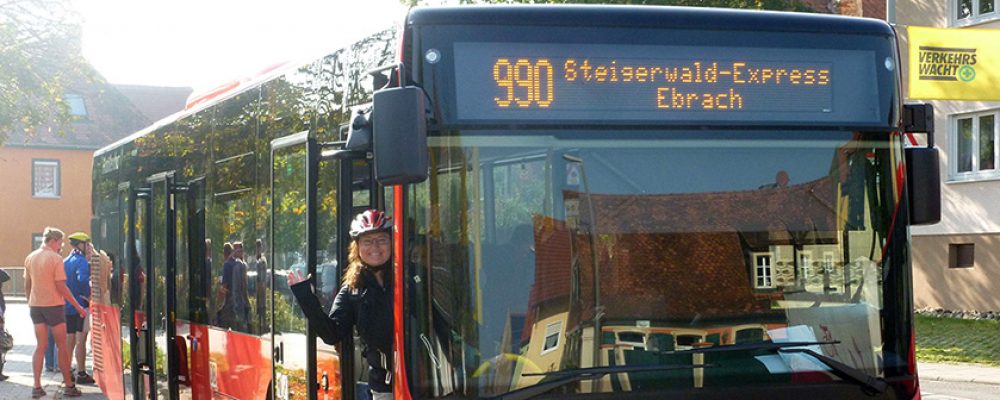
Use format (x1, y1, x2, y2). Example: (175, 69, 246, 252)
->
(402, 0, 815, 13)
(0, 0, 94, 144)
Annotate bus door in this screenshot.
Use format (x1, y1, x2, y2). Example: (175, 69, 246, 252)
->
(271, 132, 320, 400)
(272, 131, 365, 400)
(130, 172, 184, 400)
(174, 177, 209, 400)
(317, 137, 371, 400)
(90, 181, 130, 400)
(127, 183, 151, 399)
(170, 178, 205, 400)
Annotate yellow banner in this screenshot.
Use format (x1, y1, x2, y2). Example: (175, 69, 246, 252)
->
(908, 26, 1000, 101)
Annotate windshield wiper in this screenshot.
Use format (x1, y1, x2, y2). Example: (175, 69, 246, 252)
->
(661, 340, 887, 395)
(483, 364, 715, 400)
(778, 348, 888, 395)
(659, 340, 840, 355)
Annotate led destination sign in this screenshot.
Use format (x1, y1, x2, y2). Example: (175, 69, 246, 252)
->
(452, 42, 880, 124)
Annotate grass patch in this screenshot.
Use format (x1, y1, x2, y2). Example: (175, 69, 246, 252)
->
(915, 314, 1000, 366)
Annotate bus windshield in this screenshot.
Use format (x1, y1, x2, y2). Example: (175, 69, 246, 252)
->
(404, 129, 904, 397)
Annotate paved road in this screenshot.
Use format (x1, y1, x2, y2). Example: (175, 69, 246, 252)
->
(1, 301, 105, 399)
(922, 380, 1000, 400)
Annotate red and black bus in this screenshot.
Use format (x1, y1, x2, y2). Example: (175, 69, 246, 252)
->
(90, 5, 940, 400)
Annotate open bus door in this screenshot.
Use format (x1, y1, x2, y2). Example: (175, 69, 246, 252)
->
(127, 183, 152, 399)
(266, 83, 419, 400)
(271, 132, 316, 400)
(271, 129, 376, 400)
(270, 131, 346, 400)
(127, 173, 185, 399)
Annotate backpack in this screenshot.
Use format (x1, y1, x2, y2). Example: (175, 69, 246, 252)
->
(0, 329, 12, 353)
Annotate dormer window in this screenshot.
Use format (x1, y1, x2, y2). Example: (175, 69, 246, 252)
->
(65, 93, 87, 117)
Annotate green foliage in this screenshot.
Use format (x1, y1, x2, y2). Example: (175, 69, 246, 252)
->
(916, 314, 1000, 366)
(403, 0, 816, 12)
(120, 338, 168, 375)
(0, 0, 95, 143)
(491, 161, 547, 235)
(273, 291, 306, 333)
(122, 340, 131, 370)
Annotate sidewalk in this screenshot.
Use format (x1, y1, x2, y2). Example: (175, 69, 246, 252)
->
(919, 361, 1000, 386)
(1, 298, 105, 399)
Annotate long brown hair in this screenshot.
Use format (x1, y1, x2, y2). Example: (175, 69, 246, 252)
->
(341, 240, 391, 289)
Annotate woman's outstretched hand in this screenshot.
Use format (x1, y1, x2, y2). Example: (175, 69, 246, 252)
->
(287, 269, 310, 287)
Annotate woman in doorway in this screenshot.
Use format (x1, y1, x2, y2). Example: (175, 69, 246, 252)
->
(288, 209, 394, 399)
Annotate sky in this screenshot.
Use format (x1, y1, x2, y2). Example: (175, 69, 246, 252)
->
(70, 0, 410, 93)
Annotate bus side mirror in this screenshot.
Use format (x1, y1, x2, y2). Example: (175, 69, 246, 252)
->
(904, 103, 940, 226)
(372, 86, 428, 185)
(346, 109, 373, 151)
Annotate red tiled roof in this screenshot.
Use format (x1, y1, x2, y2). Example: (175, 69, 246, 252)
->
(797, 0, 886, 19)
(525, 177, 837, 326)
(862, 0, 886, 20)
(4, 82, 151, 149)
(579, 176, 837, 234)
(529, 216, 573, 309)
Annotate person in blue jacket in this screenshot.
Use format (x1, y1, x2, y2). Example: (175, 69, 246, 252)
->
(63, 232, 95, 384)
(288, 209, 394, 400)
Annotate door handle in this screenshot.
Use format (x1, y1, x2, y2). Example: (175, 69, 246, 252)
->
(274, 341, 284, 363)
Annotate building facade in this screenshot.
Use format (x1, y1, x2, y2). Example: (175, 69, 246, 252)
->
(898, 0, 1000, 312)
(0, 72, 189, 294)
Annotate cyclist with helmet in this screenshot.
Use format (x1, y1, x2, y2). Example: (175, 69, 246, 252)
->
(288, 209, 394, 400)
(63, 232, 95, 384)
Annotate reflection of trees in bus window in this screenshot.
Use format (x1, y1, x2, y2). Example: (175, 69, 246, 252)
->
(314, 51, 348, 143)
(492, 160, 547, 236)
(210, 91, 259, 333)
(134, 195, 148, 321)
(208, 192, 254, 332)
(260, 68, 316, 145)
(271, 145, 308, 335)
(315, 159, 340, 309)
(174, 195, 190, 321)
(120, 191, 131, 328)
(344, 28, 397, 108)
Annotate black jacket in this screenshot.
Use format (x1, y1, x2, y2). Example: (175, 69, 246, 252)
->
(290, 268, 394, 393)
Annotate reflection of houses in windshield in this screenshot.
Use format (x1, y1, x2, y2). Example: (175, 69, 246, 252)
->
(507, 175, 871, 391)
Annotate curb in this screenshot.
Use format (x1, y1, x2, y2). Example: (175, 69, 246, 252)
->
(920, 374, 1000, 386)
(918, 363, 1000, 386)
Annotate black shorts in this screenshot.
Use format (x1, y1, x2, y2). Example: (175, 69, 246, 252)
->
(66, 313, 85, 334)
(29, 306, 65, 327)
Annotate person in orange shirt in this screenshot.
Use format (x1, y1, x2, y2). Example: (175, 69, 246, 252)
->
(23, 227, 87, 398)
